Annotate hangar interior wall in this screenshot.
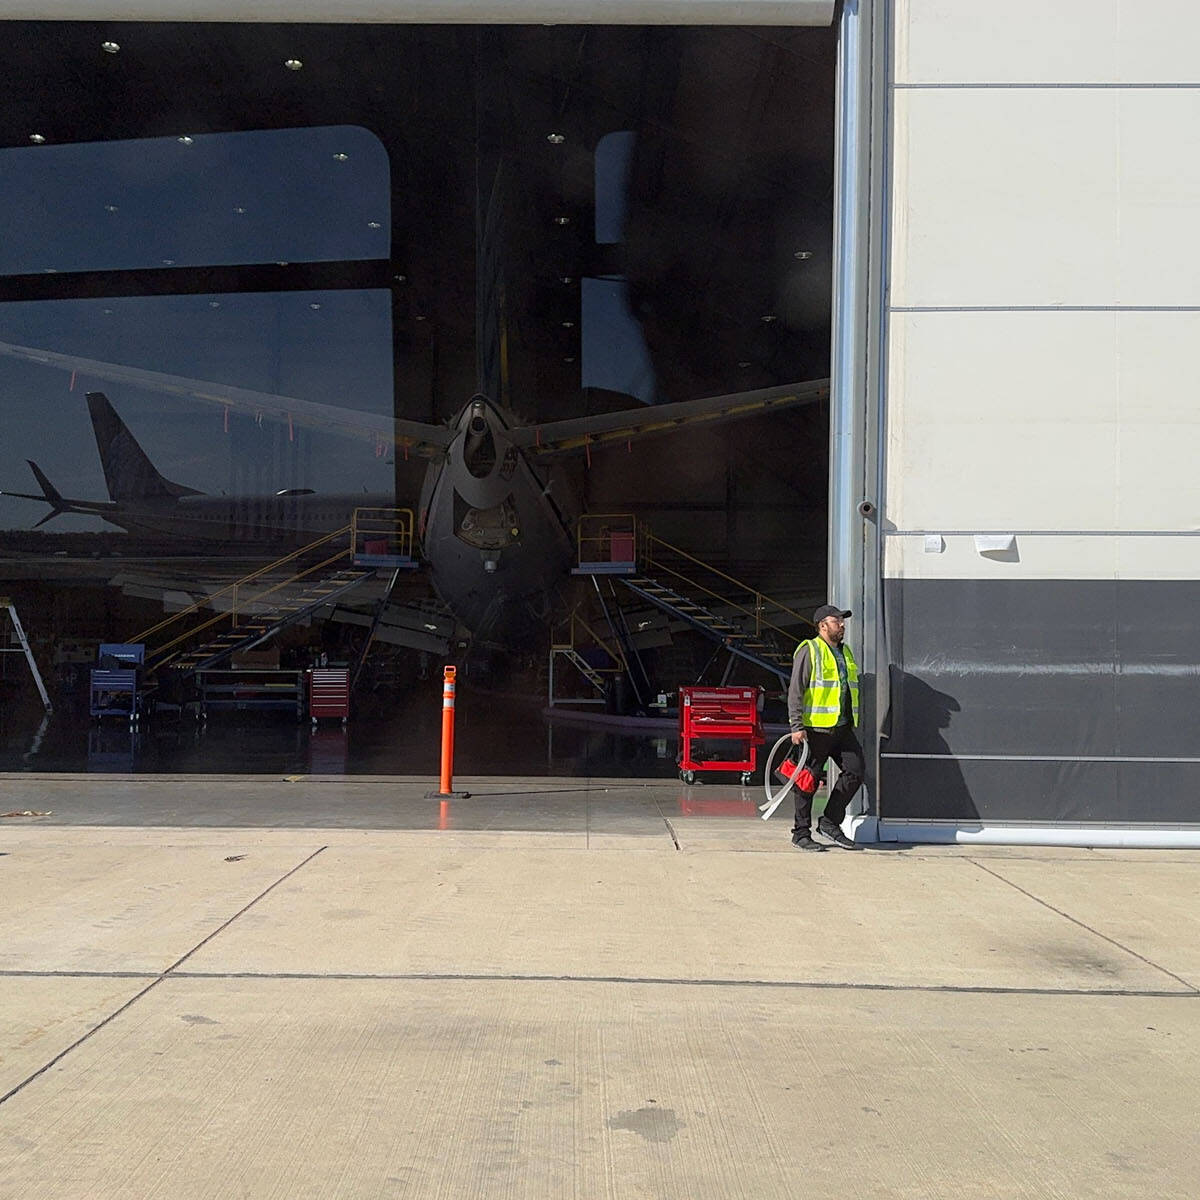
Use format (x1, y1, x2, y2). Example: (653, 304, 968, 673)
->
(879, 0, 1200, 824)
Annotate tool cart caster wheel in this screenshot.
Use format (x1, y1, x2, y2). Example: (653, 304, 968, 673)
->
(740, 772, 752, 786)
(679, 769, 696, 785)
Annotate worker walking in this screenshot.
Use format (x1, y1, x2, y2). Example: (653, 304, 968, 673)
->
(785, 604, 864, 851)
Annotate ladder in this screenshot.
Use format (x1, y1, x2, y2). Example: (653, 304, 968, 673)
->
(0, 597, 52, 712)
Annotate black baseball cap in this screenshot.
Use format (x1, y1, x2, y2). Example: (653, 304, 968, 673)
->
(813, 604, 852, 625)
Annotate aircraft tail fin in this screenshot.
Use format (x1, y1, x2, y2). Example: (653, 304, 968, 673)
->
(24, 461, 67, 527)
(86, 391, 203, 502)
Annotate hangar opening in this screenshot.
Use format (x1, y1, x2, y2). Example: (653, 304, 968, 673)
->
(0, 17, 840, 777)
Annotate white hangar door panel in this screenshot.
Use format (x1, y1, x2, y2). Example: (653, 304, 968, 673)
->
(878, 0, 1200, 837)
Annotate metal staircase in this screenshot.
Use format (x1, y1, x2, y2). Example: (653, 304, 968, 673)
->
(161, 566, 375, 674)
(133, 508, 416, 682)
(573, 515, 813, 683)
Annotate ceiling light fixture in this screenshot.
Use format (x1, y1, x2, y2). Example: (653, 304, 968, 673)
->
(554, 216, 571, 226)
(393, 274, 407, 283)
(368, 221, 382, 229)
(101, 41, 120, 54)
(309, 303, 322, 310)
(177, 136, 194, 146)
(415, 314, 428, 322)
(29, 133, 46, 144)
(738, 361, 752, 368)
(233, 206, 246, 214)
(332, 152, 349, 162)
(563, 356, 576, 363)
(547, 133, 565, 144)
(209, 301, 221, 308)
(104, 204, 118, 213)
(561, 320, 575, 328)
(284, 58, 303, 71)
(793, 250, 814, 260)
(760, 314, 777, 323)
(560, 276, 574, 285)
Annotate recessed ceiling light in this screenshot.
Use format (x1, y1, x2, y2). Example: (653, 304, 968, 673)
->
(393, 274, 407, 283)
(178, 136, 194, 146)
(332, 152, 349, 162)
(561, 320, 575, 328)
(233, 206, 246, 214)
(760, 314, 777, 323)
(104, 204, 118, 213)
(560, 276, 574, 284)
(564, 356, 576, 363)
(554, 216, 571, 226)
(367, 221, 382, 229)
(276, 261, 290, 267)
(309, 303, 322, 310)
(43, 268, 58, 274)
(29, 133, 46, 144)
(793, 250, 814, 260)
(209, 301, 221, 309)
(414, 314, 428, 322)
(547, 133, 565, 144)
(101, 41, 120, 54)
(162, 258, 175, 266)
(284, 58, 303, 71)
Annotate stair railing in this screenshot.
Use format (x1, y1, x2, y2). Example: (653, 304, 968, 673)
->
(133, 524, 353, 664)
(643, 533, 814, 645)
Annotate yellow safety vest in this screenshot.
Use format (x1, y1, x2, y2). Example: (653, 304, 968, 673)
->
(795, 637, 859, 728)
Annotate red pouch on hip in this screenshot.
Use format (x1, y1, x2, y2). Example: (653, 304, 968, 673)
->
(796, 767, 819, 793)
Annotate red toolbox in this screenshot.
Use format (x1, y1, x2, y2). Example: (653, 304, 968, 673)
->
(677, 685, 764, 785)
(307, 667, 350, 724)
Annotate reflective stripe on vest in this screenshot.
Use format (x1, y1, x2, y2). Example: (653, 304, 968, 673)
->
(794, 637, 859, 728)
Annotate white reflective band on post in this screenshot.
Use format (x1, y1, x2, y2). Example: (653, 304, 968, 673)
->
(7, 1, 835, 23)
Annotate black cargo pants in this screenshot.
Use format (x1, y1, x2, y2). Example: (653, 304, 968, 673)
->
(792, 723, 865, 837)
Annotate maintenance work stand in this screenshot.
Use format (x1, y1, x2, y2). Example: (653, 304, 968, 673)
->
(0, 597, 52, 713)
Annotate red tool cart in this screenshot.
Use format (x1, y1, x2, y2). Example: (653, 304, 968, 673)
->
(677, 685, 764, 785)
(308, 667, 350, 725)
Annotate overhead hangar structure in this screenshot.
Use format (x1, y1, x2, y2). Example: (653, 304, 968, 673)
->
(1, 0, 1196, 847)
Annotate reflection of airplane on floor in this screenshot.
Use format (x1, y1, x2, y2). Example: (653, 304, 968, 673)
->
(0, 339, 828, 639)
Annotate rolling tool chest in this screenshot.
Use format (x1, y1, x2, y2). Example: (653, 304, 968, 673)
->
(677, 685, 764, 785)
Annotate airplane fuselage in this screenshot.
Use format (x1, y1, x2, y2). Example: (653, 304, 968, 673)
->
(418, 397, 576, 641)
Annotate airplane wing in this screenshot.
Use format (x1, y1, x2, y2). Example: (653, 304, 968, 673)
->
(507, 379, 830, 458)
(0, 339, 454, 458)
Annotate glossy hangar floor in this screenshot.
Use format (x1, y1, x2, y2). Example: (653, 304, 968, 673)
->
(2, 775, 1199, 1198)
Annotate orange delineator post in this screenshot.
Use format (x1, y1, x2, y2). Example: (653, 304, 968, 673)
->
(426, 664, 470, 799)
(440, 665, 456, 793)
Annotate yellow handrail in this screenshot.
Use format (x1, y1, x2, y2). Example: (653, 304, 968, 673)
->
(150, 546, 350, 664)
(133, 524, 352, 653)
(644, 531, 815, 638)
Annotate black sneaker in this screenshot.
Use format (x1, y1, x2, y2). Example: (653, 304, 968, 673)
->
(790, 833, 826, 852)
(817, 819, 861, 850)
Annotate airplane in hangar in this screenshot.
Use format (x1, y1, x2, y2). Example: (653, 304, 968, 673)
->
(0, 338, 829, 640)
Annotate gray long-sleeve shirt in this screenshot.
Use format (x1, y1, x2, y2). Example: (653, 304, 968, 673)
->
(787, 639, 852, 731)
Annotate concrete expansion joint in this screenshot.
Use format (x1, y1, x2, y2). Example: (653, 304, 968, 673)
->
(966, 857, 1200, 995)
(0, 843, 330, 1110)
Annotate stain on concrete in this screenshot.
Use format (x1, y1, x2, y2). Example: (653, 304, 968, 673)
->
(607, 1107, 685, 1143)
(180, 1014, 219, 1025)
